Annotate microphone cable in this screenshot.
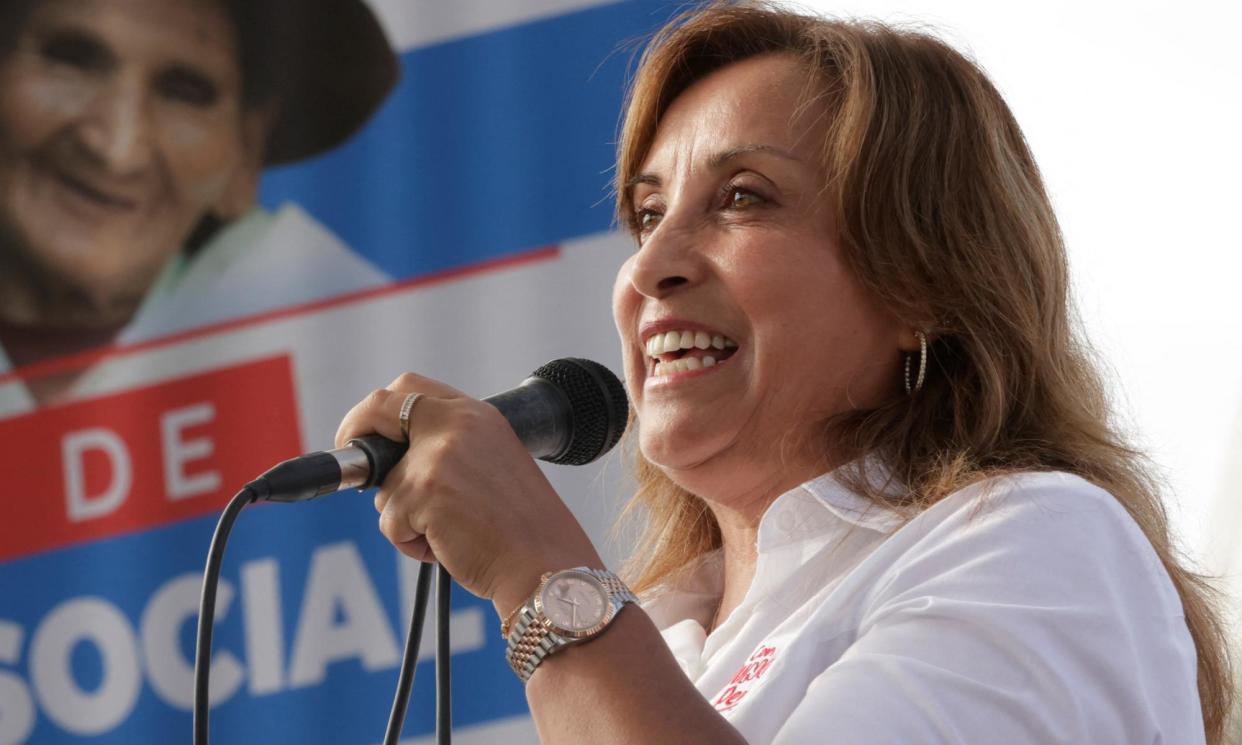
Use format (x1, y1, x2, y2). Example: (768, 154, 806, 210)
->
(381, 561, 454, 745)
(194, 492, 453, 745)
(436, 565, 453, 745)
(193, 487, 256, 745)
(382, 559, 452, 745)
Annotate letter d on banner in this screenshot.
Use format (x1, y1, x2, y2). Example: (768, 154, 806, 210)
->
(62, 428, 132, 522)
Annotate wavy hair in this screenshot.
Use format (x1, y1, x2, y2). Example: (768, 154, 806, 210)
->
(613, 3, 1232, 740)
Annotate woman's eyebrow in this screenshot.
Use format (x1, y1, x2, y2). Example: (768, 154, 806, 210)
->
(625, 143, 802, 195)
(709, 143, 801, 168)
(161, 61, 219, 87)
(623, 173, 660, 193)
(28, 24, 116, 66)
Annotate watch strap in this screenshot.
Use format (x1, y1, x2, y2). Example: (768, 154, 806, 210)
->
(587, 567, 640, 606)
(505, 604, 554, 682)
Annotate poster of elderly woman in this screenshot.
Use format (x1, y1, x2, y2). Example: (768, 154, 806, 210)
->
(0, 0, 397, 409)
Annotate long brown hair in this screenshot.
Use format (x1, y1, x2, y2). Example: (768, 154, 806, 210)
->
(614, 3, 1232, 740)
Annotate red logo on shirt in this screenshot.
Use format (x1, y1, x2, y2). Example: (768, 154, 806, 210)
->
(712, 644, 778, 714)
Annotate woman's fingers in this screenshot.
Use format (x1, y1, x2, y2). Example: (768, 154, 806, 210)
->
(377, 493, 420, 543)
(334, 371, 465, 448)
(367, 390, 469, 520)
(393, 536, 437, 564)
(377, 487, 438, 563)
(374, 447, 440, 563)
(338, 372, 601, 600)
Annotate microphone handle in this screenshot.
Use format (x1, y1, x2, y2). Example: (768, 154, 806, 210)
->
(351, 376, 574, 483)
(251, 377, 573, 502)
(484, 376, 573, 461)
(348, 435, 406, 489)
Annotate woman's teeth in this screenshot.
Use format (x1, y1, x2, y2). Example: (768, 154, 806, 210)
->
(644, 328, 738, 377)
(654, 355, 717, 376)
(644, 329, 737, 356)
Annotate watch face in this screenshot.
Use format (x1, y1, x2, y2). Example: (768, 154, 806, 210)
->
(539, 572, 608, 633)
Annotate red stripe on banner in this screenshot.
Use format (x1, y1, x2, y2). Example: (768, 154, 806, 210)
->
(0, 245, 561, 387)
(0, 356, 302, 561)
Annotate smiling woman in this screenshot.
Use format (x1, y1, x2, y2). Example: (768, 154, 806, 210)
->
(333, 2, 1230, 744)
(614, 54, 908, 506)
(0, 0, 397, 405)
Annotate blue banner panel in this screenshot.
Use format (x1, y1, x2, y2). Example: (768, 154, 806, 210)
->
(260, 2, 680, 280)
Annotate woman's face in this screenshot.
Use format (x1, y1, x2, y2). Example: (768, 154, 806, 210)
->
(613, 54, 908, 509)
(0, 0, 262, 324)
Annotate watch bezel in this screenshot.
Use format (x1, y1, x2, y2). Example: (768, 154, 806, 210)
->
(533, 569, 614, 640)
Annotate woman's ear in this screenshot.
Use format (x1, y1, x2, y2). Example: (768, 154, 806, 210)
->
(212, 105, 275, 220)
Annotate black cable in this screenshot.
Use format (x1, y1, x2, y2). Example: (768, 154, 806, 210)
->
(194, 492, 452, 745)
(383, 560, 434, 745)
(436, 565, 452, 745)
(193, 487, 258, 745)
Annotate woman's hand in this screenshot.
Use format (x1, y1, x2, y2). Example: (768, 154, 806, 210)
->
(335, 372, 604, 617)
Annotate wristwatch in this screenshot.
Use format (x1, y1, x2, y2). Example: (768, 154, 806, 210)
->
(503, 567, 637, 682)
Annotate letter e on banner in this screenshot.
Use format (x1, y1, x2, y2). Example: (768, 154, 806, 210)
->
(161, 402, 222, 500)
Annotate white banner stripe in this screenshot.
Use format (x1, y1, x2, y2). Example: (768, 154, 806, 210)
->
(368, 0, 623, 52)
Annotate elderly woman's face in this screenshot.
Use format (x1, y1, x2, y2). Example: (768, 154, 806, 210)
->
(613, 54, 906, 502)
(0, 0, 260, 323)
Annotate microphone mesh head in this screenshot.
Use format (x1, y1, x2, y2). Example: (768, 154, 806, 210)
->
(531, 358, 629, 465)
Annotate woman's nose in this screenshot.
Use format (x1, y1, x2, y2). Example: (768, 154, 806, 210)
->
(627, 219, 706, 298)
(75, 74, 154, 175)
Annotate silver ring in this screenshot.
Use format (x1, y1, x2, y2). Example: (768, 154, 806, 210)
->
(398, 393, 423, 441)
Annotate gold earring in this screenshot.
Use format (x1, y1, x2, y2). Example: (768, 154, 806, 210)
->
(904, 331, 927, 395)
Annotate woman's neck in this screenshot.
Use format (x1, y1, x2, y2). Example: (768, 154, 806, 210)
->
(0, 246, 144, 330)
(710, 531, 759, 633)
(677, 450, 835, 632)
(703, 494, 771, 634)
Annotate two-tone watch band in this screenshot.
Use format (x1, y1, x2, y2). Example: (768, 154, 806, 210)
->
(505, 604, 555, 682)
(503, 567, 637, 682)
(588, 568, 639, 606)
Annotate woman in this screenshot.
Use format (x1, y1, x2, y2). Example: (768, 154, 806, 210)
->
(0, 0, 396, 405)
(336, 3, 1231, 743)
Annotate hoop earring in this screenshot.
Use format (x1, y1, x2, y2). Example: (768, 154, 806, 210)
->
(904, 331, 927, 395)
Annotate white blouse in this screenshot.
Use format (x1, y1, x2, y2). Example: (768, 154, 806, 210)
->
(642, 469, 1204, 744)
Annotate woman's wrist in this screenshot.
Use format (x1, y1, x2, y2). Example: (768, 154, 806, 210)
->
(492, 568, 544, 632)
(491, 561, 575, 628)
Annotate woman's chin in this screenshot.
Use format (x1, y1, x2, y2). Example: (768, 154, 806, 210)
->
(639, 424, 695, 456)
(639, 427, 737, 481)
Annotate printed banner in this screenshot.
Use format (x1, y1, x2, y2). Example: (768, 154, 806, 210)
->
(0, 1, 675, 742)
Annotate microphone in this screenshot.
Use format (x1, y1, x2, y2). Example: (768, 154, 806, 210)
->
(246, 358, 629, 503)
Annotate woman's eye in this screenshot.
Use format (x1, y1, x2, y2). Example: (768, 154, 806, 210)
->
(727, 186, 766, 209)
(40, 32, 111, 72)
(156, 67, 220, 106)
(635, 208, 662, 234)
